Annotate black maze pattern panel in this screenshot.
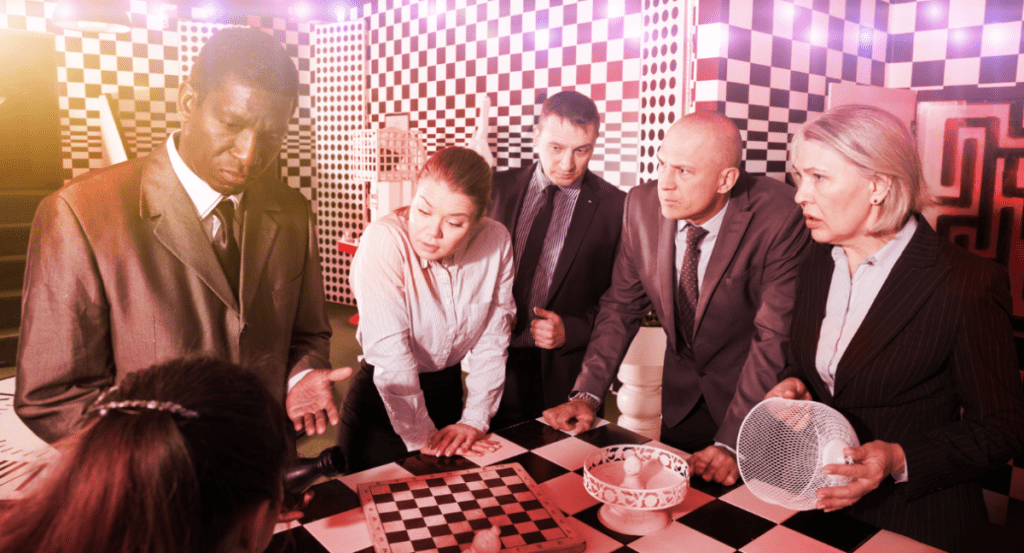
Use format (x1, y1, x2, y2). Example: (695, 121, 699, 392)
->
(918, 100, 1024, 330)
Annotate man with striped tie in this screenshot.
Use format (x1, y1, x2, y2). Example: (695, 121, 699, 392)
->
(488, 91, 626, 429)
(544, 111, 810, 486)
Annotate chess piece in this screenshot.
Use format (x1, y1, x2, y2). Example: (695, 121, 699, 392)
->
(465, 94, 494, 167)
(283, 446, 346, 495)
(467, 526, 502, 553)
(620, 451, 643, 489)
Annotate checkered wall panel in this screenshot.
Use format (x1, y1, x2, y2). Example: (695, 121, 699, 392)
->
(695, 0, 888, 179)
(886, 0, 1024, 91)
(4, 1, 316, 199)
(4, 0, 182, 182)
(313, 21, 366, 305)
(362, 0, 644, 190)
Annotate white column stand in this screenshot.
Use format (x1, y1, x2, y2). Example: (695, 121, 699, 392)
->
(614, 326, 666, 440)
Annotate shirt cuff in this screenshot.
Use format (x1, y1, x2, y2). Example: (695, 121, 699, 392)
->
(713, 442, 736, 456)
(892, 462, 908, 483)
(458, 409, 489, 434)
(288, 368, 314, 392)
(399, 417, 440, 452)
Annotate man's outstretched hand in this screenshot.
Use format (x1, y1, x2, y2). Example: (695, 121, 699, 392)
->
(286, 367, 353, 435)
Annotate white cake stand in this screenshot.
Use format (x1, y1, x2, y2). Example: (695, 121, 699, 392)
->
(583, 445, 689, 535)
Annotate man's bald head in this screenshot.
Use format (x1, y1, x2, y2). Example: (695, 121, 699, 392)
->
(666, 111, 742, 171)
(656, 111, 742, 224)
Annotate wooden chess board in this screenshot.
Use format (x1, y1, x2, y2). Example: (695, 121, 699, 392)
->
(259, 417, 1020, 553)
(358, 463, 584, 553)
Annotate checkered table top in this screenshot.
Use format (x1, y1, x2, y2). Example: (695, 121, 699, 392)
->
(268, 419, 943, 553)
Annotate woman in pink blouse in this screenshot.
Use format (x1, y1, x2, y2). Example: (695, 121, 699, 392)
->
(340, 147, 515, 471)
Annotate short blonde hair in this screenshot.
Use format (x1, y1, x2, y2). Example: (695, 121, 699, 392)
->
(792, 104, 930, 236)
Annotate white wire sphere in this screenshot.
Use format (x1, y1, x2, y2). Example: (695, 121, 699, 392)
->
(736, 397, 860, 511)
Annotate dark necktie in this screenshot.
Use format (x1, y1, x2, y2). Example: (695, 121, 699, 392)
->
(212, 199, 240, 298)
(513, 185, 559, 333)
(676, 225, 708, 347)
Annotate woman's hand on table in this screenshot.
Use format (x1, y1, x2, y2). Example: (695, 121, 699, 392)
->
(816, 440, 906, 512)
(764, 377, 812, 401)
(421, 424, 500, 457)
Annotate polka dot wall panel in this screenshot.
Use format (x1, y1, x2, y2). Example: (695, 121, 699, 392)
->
(312, 21, 366, 305)
(639, 0, 693, 185)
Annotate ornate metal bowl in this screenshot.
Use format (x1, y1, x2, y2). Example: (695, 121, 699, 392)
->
(583, 445, 689, 535)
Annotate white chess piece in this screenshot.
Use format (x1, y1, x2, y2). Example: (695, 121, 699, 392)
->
(466, 95, 495, 167)
(466, 526, 502, 553)
(621, 451, 643, 489)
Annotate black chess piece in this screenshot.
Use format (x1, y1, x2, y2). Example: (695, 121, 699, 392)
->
(283, 446, 346, 500)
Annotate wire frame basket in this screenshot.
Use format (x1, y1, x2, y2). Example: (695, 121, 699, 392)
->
(737, 398, 860, 511)
(352, 127, 427, 182)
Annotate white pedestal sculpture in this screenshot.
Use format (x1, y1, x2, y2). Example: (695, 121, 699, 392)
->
(615, 326, 666, 440)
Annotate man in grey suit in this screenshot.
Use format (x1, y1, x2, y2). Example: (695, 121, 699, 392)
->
(545, 111, 809, 484)
(16, 27, 349, 443)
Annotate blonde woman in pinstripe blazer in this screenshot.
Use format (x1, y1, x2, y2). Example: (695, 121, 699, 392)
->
(768, 105, 1024, 552)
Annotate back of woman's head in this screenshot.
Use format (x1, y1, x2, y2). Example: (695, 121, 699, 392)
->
(0, 357, 291, 553)
(416, 146, 493, 219)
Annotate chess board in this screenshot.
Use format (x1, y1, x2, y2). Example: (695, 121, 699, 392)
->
(358, 463, 584, 553)
(0, 379, 58, 500)
(266, 418, 988, 553)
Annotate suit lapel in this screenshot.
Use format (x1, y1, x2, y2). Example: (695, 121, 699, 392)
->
(799, 243, 837, 403)
(832, 218, 946, 397)
(546, 171, 601, 303)
(694, 182, 753, 332)
(239, 175, 282, 319)
(140, 144, 238, 311)
(657, 207, 681, 352)
(505, 163, 535, 243)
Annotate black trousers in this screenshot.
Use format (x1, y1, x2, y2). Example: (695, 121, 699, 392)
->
(490, 347, 545, 430)
(659, 394, 718, 453)
(340, 360, 462, 472)
(492, 347, 605, 431)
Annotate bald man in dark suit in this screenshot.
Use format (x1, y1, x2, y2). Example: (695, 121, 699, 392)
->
(545, 111, 810, 485)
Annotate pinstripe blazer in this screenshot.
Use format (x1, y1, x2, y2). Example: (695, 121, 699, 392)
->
(782, 214, 1024, 552)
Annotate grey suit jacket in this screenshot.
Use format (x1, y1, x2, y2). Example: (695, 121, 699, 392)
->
(782, 215, 1024, 551)
(16, 142, 332, 442)
(574, 174, 809, 447)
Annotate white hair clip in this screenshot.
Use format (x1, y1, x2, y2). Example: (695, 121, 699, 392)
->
(90, 399, 199, 419)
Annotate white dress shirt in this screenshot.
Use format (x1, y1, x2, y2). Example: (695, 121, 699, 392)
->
(816, 217, 918, 482)
(165, 132, 242, 241)
(674, 199, 730, 291)
(351, 212, 515, 451)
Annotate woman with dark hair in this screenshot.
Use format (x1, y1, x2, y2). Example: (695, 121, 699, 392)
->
(0, 357, 292, 553)
(767, 104, 1024, 551)
(341, 146, 514, 471)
